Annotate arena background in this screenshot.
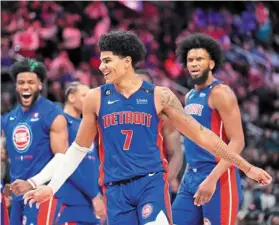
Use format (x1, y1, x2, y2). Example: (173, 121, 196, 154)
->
(1, 1, 279, 224)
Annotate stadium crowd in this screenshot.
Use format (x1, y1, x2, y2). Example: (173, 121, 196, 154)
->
(1, 1, 279, 224)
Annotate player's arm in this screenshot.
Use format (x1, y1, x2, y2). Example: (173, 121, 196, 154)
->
(23, 88, 100, 206)
(162, 118, 183, 182)
(154, 86, 271, 184)
(47, 88, 99, 194)
(193, 85, 245, 206)
(27, 115, 68, 188)
(206, 85, 245, 181)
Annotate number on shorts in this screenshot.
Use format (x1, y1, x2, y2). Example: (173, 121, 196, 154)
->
(121, 130, 133, 150)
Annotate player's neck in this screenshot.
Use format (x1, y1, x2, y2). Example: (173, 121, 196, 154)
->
(114, 75, 143, 97)
(194, 74, 216, 90)
(64, 105, 81, 118)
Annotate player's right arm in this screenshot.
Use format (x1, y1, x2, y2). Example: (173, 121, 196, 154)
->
(155, 86, 272, 184)
(23, 88, 100, 205)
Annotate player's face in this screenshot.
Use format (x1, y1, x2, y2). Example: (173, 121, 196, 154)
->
(186, 48, 215, 85)
(72, 85, 90, 113)
(16, 72, 42, 108)
(99, 51, 130, 84)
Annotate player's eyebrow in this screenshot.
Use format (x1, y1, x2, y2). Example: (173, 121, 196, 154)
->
(100, 57, 112, 61)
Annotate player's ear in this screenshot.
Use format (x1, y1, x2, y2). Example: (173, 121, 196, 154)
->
(209, 60, 215, 71)
(39, 84, 42, 91)
(125, 56, 132, 68)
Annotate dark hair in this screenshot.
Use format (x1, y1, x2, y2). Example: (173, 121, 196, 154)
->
(176, 33, 223, 72)
(64, 81, 82, 102)
(98, 30, 146, 68)
(136, 69, 154, 83)
(10, 58, 47, 82)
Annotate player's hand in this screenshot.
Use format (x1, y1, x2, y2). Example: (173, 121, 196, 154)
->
(194, 177, 217, 206)
(10, 179, 33, 195)
(246, 166, 272, 185)
(23, 185, 53, 207)
(92, 194, 106, 221)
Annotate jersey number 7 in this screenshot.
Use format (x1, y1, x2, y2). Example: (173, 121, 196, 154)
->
(121, 130, 133, 150)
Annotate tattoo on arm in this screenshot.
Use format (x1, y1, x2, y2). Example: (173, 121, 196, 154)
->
(200, 125, 241, 167)
(160, 87, 189, 117)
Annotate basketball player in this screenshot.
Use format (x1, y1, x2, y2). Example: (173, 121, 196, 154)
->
(24, 31, 271, 225)
(1, 58, 68, 225)
(171, 33, 247, 225)
(52, 82, 105, 224)
(136, 69, 183, 188)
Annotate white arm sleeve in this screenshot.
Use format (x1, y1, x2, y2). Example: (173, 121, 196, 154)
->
(28, 153, 65, 188)
(47, 142, 89, 194)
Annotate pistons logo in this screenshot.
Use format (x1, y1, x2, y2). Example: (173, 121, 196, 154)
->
(13, 124, 32, 152)
(142, 204, 153, 219)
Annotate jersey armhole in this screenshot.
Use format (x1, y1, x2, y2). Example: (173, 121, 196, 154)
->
(207, 83, 223, 110)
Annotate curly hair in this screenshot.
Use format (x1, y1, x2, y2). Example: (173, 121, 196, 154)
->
(98, 30, 146, 68)
(10, 58, 47, 82)
(176, 33, 223, 73)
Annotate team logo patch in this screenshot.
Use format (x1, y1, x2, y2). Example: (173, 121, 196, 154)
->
(30, 112, 40, 122)
(142, 204, 153, 219)
(203, 218, 212, 225)
(13, 124, 32, 152)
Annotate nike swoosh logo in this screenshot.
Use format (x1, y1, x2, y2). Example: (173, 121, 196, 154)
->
(108, 100, 119, 105)
(9, 117, 16, 120)
(148, 172, 156, 177)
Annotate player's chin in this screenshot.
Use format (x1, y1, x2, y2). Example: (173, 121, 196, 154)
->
(20, 97, 33, 108)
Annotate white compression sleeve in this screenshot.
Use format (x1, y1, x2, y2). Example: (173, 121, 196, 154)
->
(47, 142, 89, 194)
(28, 153, 65, 188)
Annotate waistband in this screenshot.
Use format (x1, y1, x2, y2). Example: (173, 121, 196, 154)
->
(106, 172, 157, 186)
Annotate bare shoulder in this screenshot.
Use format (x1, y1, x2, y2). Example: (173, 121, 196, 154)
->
(51, 114, 67, 131)
(154, 86, 184, 116)
(210, 84, 238, 109)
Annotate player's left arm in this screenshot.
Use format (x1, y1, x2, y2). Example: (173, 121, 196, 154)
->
(26, 115, 69, 189)
(206, 85, 245, 181)
(162, 118, 183, 183)
(193, 85, 245, 206)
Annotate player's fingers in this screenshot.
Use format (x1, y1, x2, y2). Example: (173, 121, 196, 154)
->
(29, 198, 37, 208)
(264, 171, 272, 181)
(23, 190, 36, 204)
(194, 193, 202, 206)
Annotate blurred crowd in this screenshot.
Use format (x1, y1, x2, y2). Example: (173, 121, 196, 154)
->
(1, 1, 279, 224)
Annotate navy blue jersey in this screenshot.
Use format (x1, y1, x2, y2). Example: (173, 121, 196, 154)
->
(55, 113, 99, 206)
(1, 97, 63, 200)
(184, 80, 227, 168)
(97, 81, 167, 185)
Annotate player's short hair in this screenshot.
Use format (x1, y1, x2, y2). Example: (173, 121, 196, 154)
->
(176, 33, 223, 73)
(136, 69, 154, 83)
(64, 81, 82, 102)
(10, 58, 47, 82)
(98, 30, 146, 68)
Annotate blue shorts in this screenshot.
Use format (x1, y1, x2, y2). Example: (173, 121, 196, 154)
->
(172, 164, 243, 225)
(52, 199, 100, 225)
(10, 197, 56, 225)
(103, 171, 172, 225)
